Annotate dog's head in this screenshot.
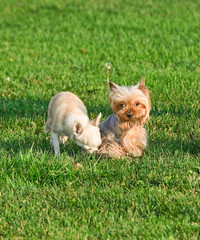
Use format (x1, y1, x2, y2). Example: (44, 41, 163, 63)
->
(72, 113, 102, 152)
(108, 78, 151, 130)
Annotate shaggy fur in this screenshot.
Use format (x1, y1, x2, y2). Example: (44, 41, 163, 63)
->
(98, 78, 151, 159)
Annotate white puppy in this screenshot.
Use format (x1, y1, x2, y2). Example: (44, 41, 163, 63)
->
(45, 92, 102, 156)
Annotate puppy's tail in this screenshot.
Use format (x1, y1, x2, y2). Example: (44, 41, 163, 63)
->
(44, 119, 51, 133)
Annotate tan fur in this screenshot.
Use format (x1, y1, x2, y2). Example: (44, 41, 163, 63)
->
(99, 79, 151, 159)
(98, 137, 126, 158)
(45, 92, 102, 155)
(45, 92, 86, 132)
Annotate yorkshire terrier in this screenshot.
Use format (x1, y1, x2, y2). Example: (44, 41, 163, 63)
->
(98, 78, 151, 158)
(45, 92, 102, 156)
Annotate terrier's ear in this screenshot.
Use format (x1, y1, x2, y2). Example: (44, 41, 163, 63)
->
(91, 112, 102, 127)
(108, 81, 119, 91)
(137, 77, 151, 115)
(73, 121, 83, 136)
(138, 77, 150, 97)
(138, 77, 145, 87)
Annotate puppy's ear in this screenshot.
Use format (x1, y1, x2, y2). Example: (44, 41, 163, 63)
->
(73, 121, 83, 136)
(91, 112, 102, 127)
(108, 81, 119, 91)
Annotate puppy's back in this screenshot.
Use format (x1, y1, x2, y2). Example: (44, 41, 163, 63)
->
(45, 92, 87, 131)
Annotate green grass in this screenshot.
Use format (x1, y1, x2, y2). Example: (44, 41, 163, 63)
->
(0, 0, 200, 239)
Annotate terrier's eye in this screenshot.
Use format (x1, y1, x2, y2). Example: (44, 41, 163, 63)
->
(120, 104, 125, 108)
(135, 102, 140, 106)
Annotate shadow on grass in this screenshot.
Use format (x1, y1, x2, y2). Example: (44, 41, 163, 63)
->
(149, 137, 199, 157)
(1, 96, 198, 120)
(1, 97, 199, 157)
(0, 97, 49, 120)
(150, 105, 199, 117)
(0, 135, 51, 155)
(0, 134, 95, 159)
(1, 132, 199, 159)
(0, 97, 109, 120)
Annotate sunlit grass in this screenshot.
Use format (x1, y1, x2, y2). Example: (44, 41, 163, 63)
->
(0, 0, 200, 239)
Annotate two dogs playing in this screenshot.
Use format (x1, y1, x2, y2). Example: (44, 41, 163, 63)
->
(45, 78, 151, 159)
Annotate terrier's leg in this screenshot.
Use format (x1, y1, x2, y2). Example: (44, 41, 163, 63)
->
(51, 130, 60, 156)
(98, 138, 125, 159)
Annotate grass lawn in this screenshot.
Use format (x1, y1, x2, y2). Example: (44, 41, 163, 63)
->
(0, 0, 200, 239)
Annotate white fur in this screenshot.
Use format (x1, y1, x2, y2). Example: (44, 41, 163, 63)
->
(45, 92, 102, 156)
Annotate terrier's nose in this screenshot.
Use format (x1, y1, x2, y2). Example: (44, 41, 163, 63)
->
(127, 113, 133, 118)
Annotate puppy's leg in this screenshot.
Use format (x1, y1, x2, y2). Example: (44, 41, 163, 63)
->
(59, 136, 68, 144)
(51, 130, 60, 156)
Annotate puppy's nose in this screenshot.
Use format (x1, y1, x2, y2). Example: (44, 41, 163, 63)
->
(127, 113, 133, 118)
